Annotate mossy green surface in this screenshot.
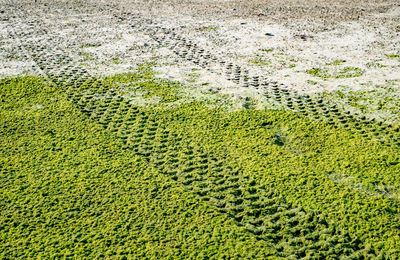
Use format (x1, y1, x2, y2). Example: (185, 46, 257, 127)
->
(1, 73, 400, 257)
(261, 48, 274, 53)
(0, 77, 275, 258)
(249, 57, 271, 66)
(385, 53, 400, 60)
(196, 26, 217, 31)
(326, 60, 346, 66)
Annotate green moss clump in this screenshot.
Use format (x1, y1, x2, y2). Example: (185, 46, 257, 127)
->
(261, 48, 274, 53)
(326, 60, 346, 66)
(111, 58, 121, 64)
(385, 53, 400, 59)
(307, 80, 318, 85)
(336, 67, 364, 78)
(366, 62, 387, 68)
(196, 26, 216, 31)
(307, 67, 364, 79)
(306, 68, 331, 78)
(249, 57, 271, 66)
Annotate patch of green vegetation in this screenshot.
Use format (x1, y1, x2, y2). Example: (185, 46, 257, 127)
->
(242, 97, 257, 110)
(336, 67, 364, 78)
(384, 53, 400, 62)
(111, 58, 121, 64)
(2, 71, 400, 258)
(187, 72, 201, 83)
(326, 60, 346, 66)
(78, 51, 95, 61)
(261, 48, 274, 53)
(306, 68, 331, 78)
(307, 80, 318, 85)
(150, 56, 161, 60)
(366, 62, 387, 68)
(385, 54, 400, 59)
(140, 82, 179, 102)
(101, 65, 179, 104)
(188, 72, 200, 78)
(348, 101, 368, 112)
(196, 26, 216, 31)
(306, 67, 364, 79)
(248, 57, 270, 66)
(335, 90, 345, 98)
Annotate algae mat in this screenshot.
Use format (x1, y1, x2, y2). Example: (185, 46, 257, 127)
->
(1, 74, 400, 258)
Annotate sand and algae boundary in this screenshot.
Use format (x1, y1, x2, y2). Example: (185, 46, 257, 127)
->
(1, 0, 400, 258)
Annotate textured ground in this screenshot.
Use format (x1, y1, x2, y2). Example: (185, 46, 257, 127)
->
(1, 0, 400, 258)
(1, 0, 400, 122)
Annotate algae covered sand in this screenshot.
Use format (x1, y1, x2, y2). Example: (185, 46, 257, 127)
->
(1, 73, 400, 258)
(1, 0, 400, 258)
(0, 77, 274, 258)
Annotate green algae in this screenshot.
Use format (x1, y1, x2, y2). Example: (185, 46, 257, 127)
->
(1, 71, 400, 258)
(326, 59, 346, 66)
(248, 57, 271, 66)
(307, 67, 364, 79)
(196, 26, 216, 31)
(0, 77, 275, 258)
